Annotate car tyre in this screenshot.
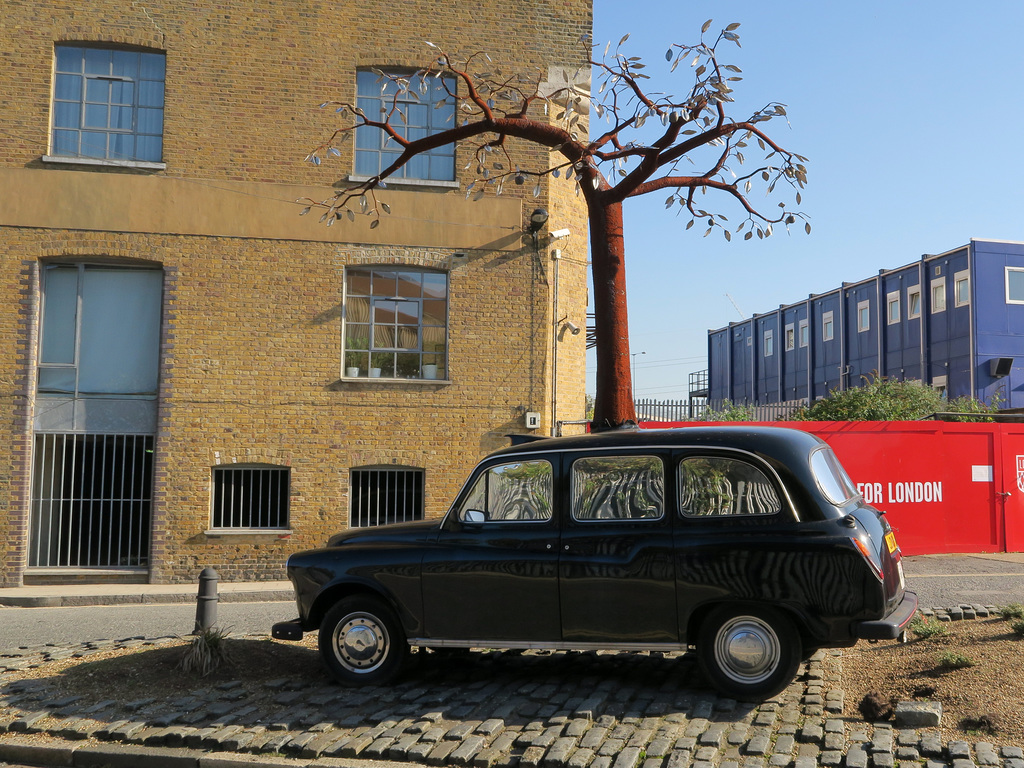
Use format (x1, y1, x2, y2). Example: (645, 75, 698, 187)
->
(319, 596, 407, 686)
(697, 604, 801, 701)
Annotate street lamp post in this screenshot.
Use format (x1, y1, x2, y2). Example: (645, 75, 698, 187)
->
(631, 351, 645, 404)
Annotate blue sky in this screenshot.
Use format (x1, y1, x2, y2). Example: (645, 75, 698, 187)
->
(586, 1, 1024, 401)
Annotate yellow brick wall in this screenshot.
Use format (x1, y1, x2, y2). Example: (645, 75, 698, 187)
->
(0, 0, 591, 585)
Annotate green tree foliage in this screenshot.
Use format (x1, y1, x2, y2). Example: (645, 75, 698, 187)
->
(786, 374, 999, 422)
(700, 400, 757, 421)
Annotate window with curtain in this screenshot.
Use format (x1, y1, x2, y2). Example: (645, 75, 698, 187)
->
(51, 45, 166, 163)
(343, 267, 448, 380)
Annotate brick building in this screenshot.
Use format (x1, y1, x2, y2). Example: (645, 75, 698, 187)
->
(0, 0, 591, 586)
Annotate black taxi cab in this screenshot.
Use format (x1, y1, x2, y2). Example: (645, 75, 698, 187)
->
(273, 426, 917, 700)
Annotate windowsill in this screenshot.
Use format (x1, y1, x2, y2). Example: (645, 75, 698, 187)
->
(340, 376, 451, 384)
(204, 529, 294, 538)
(42, 155, 167, 171)
(345, 174, 458, 190)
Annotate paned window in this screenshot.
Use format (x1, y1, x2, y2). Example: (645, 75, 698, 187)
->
(857, 300, 870, 332)
(886, 291, 900, 324)
(572, 456, 664, 521)
(38, 264, 162, 398)
(784, 324, 795, 352)
(457, 460, 552, 523)
(954, 270, 970, 307)
(211, 465, 290, 530)
(51, 45, 165, 163)
(763, 329, 774, 357)
(822, 311, 834, 341)
(798, 319, 809, 348)
(678, 456, 781, 517)
(352, 467, 425, 527)
(931, 277, 946, 313)
(1007, 268, 1024, 304)
(907, 287, 922, 319)
(344, 268, 447, 379)
(355, 70, 456, 181)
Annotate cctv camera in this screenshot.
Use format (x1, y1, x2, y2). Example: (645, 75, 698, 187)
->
(549, 228, 571, 240)
(565, 321, 581, 335)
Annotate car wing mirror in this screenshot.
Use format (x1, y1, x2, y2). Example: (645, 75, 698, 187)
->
(462, 509, 487, 524)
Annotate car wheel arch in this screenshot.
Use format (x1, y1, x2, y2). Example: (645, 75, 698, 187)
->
(687, 599, 815, 650)
(309, 582, 397, 630)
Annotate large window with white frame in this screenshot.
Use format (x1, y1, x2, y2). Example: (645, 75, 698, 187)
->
(886, 291, 900, 324)
(50, 45, 165, 164)
(857, 300, 870, 332)
(931, 277, 946, 313)
(798, 319, 809, 347)
(907, 286, 922, 319)
(822, 311, 834, 341)
(763, 329, 774, 357)
(355, 70, 456, 181)
(954, 270, 970, 307)
(784, 323, 795, 352)
(1007, 268, 1024, 304)
(344, 267, 448, 380)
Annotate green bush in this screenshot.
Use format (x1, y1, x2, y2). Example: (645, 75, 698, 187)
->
(1010, 618, 1024, 637)
(1000, 603, 1024, 620)
(701, 399, 757, 422)
(786, 372, 999, 422)
(937, 651, 974, 670)
(909, 615, 948, 639)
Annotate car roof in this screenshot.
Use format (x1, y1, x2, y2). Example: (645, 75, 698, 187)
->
(492, 425, 826, 460)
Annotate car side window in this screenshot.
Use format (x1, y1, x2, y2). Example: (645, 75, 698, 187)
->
(678, 456, 781, 517)
(457, 460, 553, 523)
(571, 455, 664, 521)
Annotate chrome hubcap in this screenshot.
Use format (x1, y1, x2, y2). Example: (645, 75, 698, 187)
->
(714, 616, 780, 684)
(333, 612, 389, 673)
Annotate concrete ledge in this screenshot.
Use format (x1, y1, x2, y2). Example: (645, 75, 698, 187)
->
(0, 736, 77, 766)
(0, 582, 293, 608)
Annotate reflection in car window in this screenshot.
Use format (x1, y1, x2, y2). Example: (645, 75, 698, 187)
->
(572, 456, 664, 521)
(678, 456, 781, 517)
(457, 460, 552, 522)
(810, 447, 859, 505)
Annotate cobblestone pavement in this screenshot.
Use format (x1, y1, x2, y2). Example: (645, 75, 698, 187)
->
(1, 625, 1024, 768)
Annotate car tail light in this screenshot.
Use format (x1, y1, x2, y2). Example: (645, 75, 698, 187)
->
(852, 536, 884, 582)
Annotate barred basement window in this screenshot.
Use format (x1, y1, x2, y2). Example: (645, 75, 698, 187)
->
(211, 465, 290, 530)
(351, 467, 424, 527)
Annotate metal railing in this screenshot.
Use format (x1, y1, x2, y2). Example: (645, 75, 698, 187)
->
(29, 433, 153, 568)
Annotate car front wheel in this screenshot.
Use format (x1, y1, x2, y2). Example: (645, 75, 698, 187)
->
(697, 605, 801, 700)
(319, 596, 407, 685)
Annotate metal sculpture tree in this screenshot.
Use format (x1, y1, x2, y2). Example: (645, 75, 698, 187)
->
(302, 21, 808, 430)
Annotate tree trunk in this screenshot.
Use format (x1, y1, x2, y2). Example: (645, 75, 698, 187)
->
(589, 198, 637, 430)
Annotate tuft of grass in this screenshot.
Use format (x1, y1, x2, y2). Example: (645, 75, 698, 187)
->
(910, 615, 948, 639)
(936, 651, 974, 670)
(1010, 618, 1024, 637)
(178, 626, 232, 677)
(1000, 603, 1024, 620)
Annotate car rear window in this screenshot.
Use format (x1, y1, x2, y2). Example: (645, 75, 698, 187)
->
(571, 455, 664, 521)
(809, 447, 860, 506)
(678, 456, 781, 517)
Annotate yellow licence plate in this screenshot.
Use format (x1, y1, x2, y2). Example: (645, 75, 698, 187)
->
(885, 532, 898, 554)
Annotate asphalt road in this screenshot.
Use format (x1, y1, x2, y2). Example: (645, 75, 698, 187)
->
(0, 600, 296, 650)
(1, 554, 1022, 652)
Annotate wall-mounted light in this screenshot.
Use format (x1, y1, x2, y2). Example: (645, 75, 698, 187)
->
(527, 208, 549, 249)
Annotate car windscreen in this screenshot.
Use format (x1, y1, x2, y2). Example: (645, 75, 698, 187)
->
(809, 446, 860, 506)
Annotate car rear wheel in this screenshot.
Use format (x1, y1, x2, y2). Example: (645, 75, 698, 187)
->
(697, 605, 801, 700)
(319, 596, 407, 685)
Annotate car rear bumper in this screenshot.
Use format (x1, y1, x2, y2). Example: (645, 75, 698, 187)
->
(853, 590, 919, 640)
(272, 618, 304, 641)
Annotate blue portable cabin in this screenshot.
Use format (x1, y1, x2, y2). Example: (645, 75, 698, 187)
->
(706, 239, 1024, 409)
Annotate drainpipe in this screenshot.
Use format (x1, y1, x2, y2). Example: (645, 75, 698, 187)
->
(550, 249, 560, 437)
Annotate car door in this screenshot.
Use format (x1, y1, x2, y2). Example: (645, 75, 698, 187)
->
(558, 451, 679, 644)
(420, 456, 561, 642)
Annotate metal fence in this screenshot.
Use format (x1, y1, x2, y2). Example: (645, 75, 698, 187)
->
(29, 433, 153, 568)
(635, 398, 807, 423)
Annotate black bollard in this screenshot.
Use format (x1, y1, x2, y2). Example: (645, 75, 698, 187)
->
(193, 566, 219, 634)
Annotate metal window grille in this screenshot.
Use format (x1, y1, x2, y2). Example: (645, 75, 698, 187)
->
(29, 433, 153, 568)
(211, 466, 290, 529)
(351, 467, 424, 527)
